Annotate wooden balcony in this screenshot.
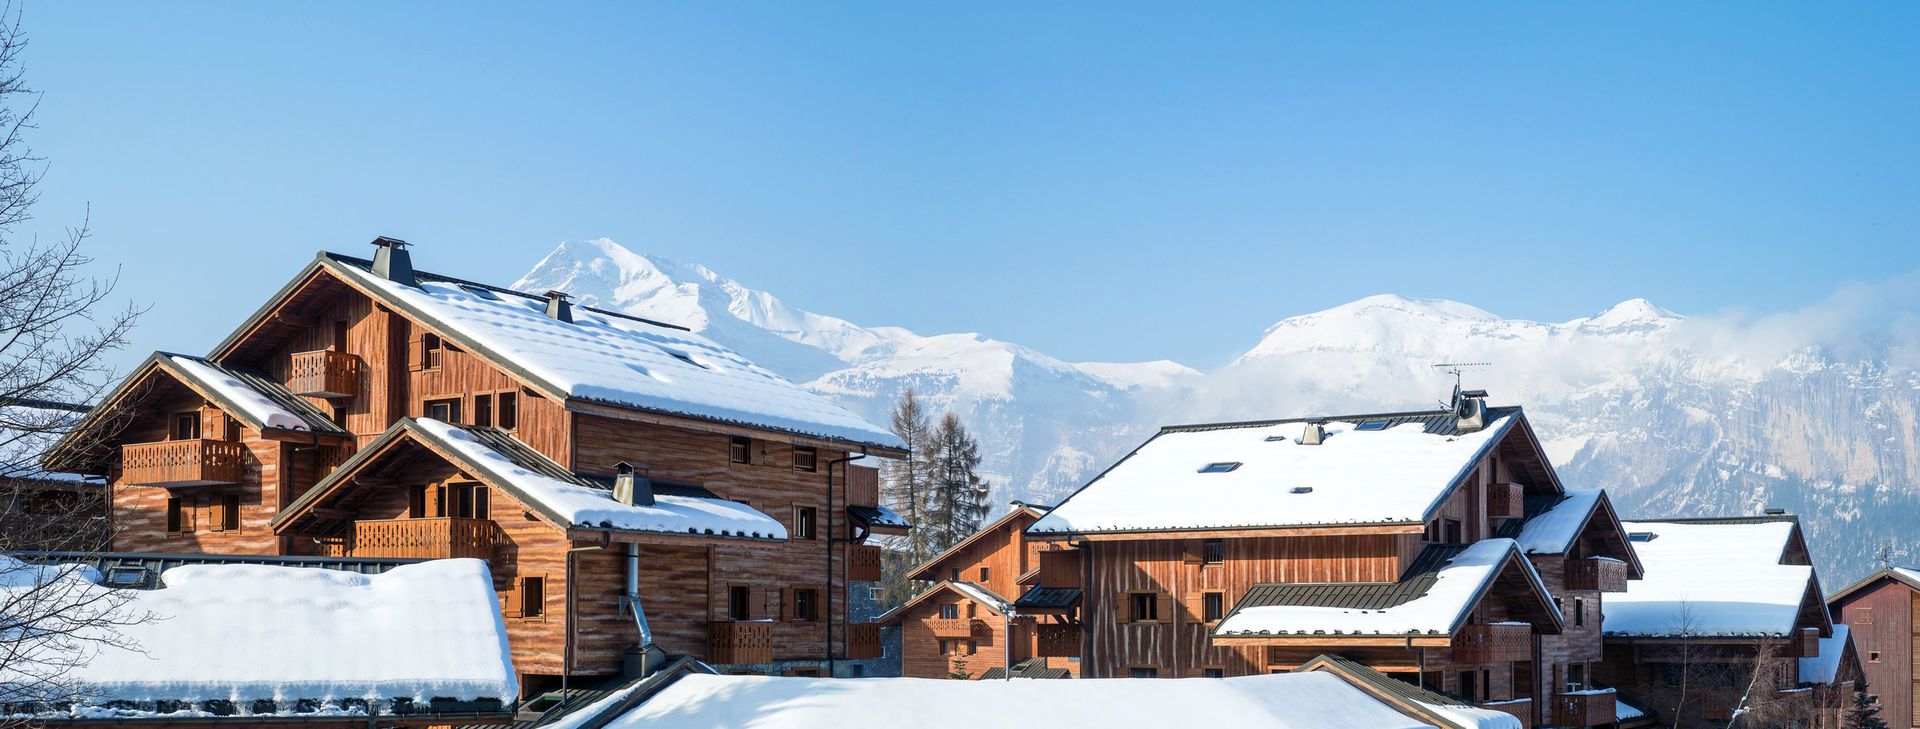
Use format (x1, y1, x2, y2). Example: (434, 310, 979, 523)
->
(926, 618, 977, 639)
(847, 543, 883, 582)
(1036, 549, 1082, 589)
(1488, 482, 1524, 519)
(347, 517, 496, 560)
(1036, 623, 1079, 657)
(847, 622, 883, 660)
(707, 620, 774, 665)
(121, 440, 247, 487)
(1451, 622, 1532, 663)
(845, 465, 879, 508)
(1564, 557, 1630, 592)
(1480, 698, 1532, 729)
(289, 349, 360, 399)
(1553, 689, 1616, 727)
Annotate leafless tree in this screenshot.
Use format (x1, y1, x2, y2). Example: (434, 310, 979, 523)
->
(0, 1, 146, 721)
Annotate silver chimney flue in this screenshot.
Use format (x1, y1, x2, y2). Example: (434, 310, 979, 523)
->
(1300, 421, 1327, 445)
(613, 461, 653, 507)
(544, 290, 574, 323)
(371, 236, 416, 287)
(1453, 387, 1489, 433)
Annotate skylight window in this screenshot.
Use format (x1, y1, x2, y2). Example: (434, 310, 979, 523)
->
(1356, 420, 1391, 431)
(459, 284, 500, 301)
(1198, 462, 1242, 473)
(1628, 532, 1658, 542)
(106, 567, 146, 587)
(1263, 435, 1289, 442)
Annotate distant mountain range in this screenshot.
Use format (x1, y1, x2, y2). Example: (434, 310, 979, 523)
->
(516, 238, 1920, 587)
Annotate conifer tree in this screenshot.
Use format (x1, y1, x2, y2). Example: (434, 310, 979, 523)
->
(878, 388, 934, 606)
(924, 411, 992, 554)
(1846, 681, 1888, 729)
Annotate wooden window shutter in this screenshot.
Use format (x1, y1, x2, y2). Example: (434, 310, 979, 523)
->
(752, 587, 771, 620)
(209, 497, 227, 532)
(1115, 593, 1131, 624)
(500, 583, 522, 618)
(780, 587, 796, 621)
(1182, 539, 1203, 565)
(1157, 594, 1174, 624)
(966, 601, 976, 618)
(407, 333, 426, 372)
(1180, 594, 1204, 623)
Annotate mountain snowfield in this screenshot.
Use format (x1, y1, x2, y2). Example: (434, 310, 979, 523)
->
(516, 239, 1920, 586)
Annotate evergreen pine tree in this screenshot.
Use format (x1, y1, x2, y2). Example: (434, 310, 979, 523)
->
(878, 389, 934, 606)
(924, 411, 992, 555)
(1846, 681, 1888, 729)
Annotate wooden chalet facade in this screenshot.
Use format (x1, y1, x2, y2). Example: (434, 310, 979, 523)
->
(1, 399, 108, 552)
(1829, 568, 1920, 728)
(45, 238, 911, 693)
(882, 504, 1080, 679)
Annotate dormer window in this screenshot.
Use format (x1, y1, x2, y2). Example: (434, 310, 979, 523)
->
(421, 333, 444, 370)
(1199, 462, 1241, 473)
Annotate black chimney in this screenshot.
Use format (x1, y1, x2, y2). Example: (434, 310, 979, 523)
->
(544, 290, 574, 323)
(371, 236, 416, 287)
(613, 461, 653, 507)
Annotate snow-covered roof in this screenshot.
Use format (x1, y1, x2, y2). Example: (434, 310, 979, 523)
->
(1604, 520, 1816, 637)
(0, 556, 516, 718)
(410, 419, 786, 539)
(880, 581, 1013, 625)
(324, 255, 904, 452)
(948, 581, 1012, 613)
(1030, 410, 1521, 535)
(167, 355, 317, 432)
(1214, 539, 1552, 638)
(1513, 490, 1603, 554)
(0, 403, 97, 483)
(1798, 624, 1850, 685)
(597, 671, 1518, 729)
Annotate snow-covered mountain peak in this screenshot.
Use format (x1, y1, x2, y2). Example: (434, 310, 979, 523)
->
(1582, 297, 1681, 330)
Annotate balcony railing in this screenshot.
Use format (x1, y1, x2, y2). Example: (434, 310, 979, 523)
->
(1480, 698, 1532, 729)
(845, 465, 880, 508)
(925, 618, 977, 639)
(1488, 482, 1525, 519)
(344, 517, 497, 560)
(708, 620, 774, 665)
(1036, 623, 1079, 657)
(289, 349, 361, 399)
(847, 543, 883, 582)
(1452, 622, 1532, 663)
(121, 440, 248, 487)
(1553, 689, 1616, 727)
(847, 622, 883, 660)
(1564, 557, 1630, 592)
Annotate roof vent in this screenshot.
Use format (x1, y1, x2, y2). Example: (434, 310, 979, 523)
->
(1763, 507, 1787, 516)
(612, 461, 653, 507)
(1289, 486, 1313, 494)
(544, 290, 574, 323)
(1300, 422, 1327, 445)
(370, 236, 417, 287)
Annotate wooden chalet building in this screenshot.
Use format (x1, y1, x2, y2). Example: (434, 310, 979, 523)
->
(43, 238, 912, 692)
(1599, 515, 1858, 727)
(881, 503, 1080, 679)
(1828, 567, 1920, 728)
(2, 399, 108, 552)
(953, 392, 1660, 727)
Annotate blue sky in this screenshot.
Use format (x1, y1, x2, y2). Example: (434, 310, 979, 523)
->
(22, 2, 1920, 370)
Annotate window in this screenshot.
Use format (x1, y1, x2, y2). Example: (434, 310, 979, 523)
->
(332, 320, 350, 352)
(1566, 663, 1586, 691)
(1202, 539, 1225, 564)
(425, 398, 462, 424)
(166, 497, 184, 533)
(730, 436, 752, 464)
(220, 494, 240, 531)
(173, 412, 201, 440)
(473, 394, 493, 427)
(330, 405, 347, 427)
(792, 445, 817, 472)
(106, 567, 146, 587)
(729, 586, 753, 621)
(966, 640, 977, 655)
(1443, 519, 1463, 545)
(422, 333, 443, 369)
(851, 665, 864, 678)
(1573, 597, 1585, 627)
(1198, 462, 1241, 473)
(1129, 592, 1160, 622)
(793, 588, 819, 621)
(445, 483, 489, 519)
(1203, 592, 1225, 623)
(1855, 607, 1873, 624)
(938, 640, 952, 656)
(1460, 670, 1481, 702)
(978, 567, 990, 582)
(1129, 667, 1159, 679)
(949, 568, 960, 581)
(1356, 419, 1391, 431)
(408, 486, 427, 518)
(793, 506, 817, 540)
(1869, 650, 1882, 663)
(1662, 663, 1683, 687)
(1202, 667, 1225, 679)
(939, 604, 960, 620)
(520, 576, 545, 618)
(496, 391, 518, 430)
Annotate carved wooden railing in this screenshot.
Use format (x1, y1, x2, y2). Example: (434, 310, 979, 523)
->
(925, 618, 977, 639)
(1488, 482, 1525, 519)
(845, 465, 880, 508)
(847, 543, 884, 582)
(1036, 623, 1079, 657)
(121, 440, 247, 487)
(847, 622, 883, 660)
(289, 350, 361, 399)
(1565, 557, 1630, 592)
(707, 620, 774, 665)
(347, 517, 496, 560)
(1452, 622, 1532, 663)
(1480, 698, 1533, 729)
(1553, 689, 1615, 727)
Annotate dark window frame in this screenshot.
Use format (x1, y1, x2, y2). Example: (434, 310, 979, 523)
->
(520, 576, 545, 618)
(792, 445, 818, 472)
(729, 436, 752, 465)
(173, 411, 202, 441)
(728, 585, 753, 621)
(422, 333, 444, 370)
(793, 506, 817, 540)
(496, 391, 519, 430)
(1202, 539, 1225, 565)
(1202, 591, 1225, 623)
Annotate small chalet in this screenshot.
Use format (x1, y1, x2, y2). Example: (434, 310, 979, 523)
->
(0, 554, 517, 728)
(1599, 515, 1858, 727)
(43, 238, 912, 694)
(1828, 567, 1920, 727)
(1, 399, 105, 552)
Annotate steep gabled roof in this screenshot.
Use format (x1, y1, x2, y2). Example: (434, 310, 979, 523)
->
(878, 581, 1012, 625)
(1606, 517, 1828, 638)
(1827, 567, 1920, 606)
(274, 418, 785, 542)
(909, 504, 1048, 582)
(1031, 406, 1558, 537)
(1503, 489, 1644, 578)
(206, 251, 904, 455)
(1295, 654, 1524, 729)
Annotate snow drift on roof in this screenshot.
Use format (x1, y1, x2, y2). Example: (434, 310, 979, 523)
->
(1213, 538, 1536, 637)
(1798, 624, 1849, 685)
(168, 355, 312, 431)
(1030, 414, 1514, 534)
(1513, 490, 1603, 554)
(415, 418, 786, 539)
(601, 671, 1518, 729)
(948, 581, 1011, 613)
(0, 556, 516, 715)
(333, 260, 903, 450)
(1604, 520, 1813, 637)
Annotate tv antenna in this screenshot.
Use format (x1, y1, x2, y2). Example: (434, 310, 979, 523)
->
(1431, 362, 1491, 408)
(1875, 541, 1905, 571)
